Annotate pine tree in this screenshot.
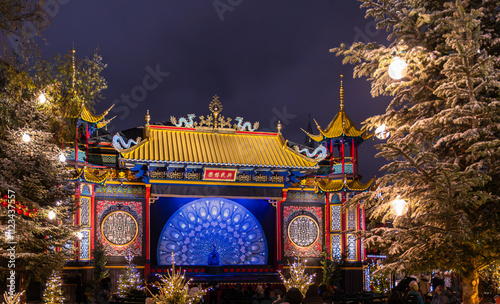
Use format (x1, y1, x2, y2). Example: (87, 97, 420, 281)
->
(91, 242, 109, 288)
(42, 271, 64, 304)
(150, 255, 206, 304)
(279, 256, 316, 297)
(332, 1, 500, 304)
(117, 250, 145, 299)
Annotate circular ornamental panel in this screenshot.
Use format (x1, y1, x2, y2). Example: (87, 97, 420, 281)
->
(101, 211, 138, 246)
(288, 215, 319, 247)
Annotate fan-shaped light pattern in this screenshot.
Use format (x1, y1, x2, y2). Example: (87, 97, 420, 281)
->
(157, 198, 267, 265)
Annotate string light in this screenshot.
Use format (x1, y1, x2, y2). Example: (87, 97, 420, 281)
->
(37, 92, 47, 105)
(375, 124, 390, 139)
(47, 210, 56, 220)
(388, 56, 407, 80)
(22, 133, 31, 143)
(58, 153, 66, 162)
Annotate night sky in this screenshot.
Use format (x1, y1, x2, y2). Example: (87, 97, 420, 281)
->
(41, 1, 391, 180)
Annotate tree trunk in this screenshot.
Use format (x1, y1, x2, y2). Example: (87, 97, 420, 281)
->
(462, 268, 479, 304)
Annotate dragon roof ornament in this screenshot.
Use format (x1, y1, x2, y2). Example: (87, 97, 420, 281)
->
(170, 95, 259, 131)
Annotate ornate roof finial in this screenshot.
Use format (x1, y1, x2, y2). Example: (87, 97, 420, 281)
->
(277, 120, 282, 134)
(144, 110, 151, 138)
(339, 74, 344, 111)
(209, 94, 222, 128)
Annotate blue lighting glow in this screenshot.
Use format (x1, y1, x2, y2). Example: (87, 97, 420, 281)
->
(157, 197, 268, 265)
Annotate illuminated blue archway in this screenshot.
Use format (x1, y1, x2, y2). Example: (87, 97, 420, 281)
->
(157, 197, 268, 265)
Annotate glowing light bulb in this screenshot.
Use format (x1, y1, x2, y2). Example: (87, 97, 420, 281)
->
(375, 124, 390, 139)
(392, 198, 407, 216)
(388, 57, 407, 80)
(76, 232, 83, 240)
(48, 210, 56, 220)
(59, 153, 66, 162)
(22, 133, 31, 143)
(37, 93, 47, 105)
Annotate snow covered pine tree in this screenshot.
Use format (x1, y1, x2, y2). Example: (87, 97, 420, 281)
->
(332, 1, 500, 304)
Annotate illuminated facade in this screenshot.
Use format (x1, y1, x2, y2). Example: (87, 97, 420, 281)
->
(66, 80, 373, 292)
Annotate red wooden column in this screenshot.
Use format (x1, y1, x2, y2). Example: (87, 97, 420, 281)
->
(325, 193, 331, 255)
(90, 184, 96, 256)
(276, 190, 287, 270)
(145, 184, 151, 276)
(341, 191, 347, 256)
(341, 138, 346, 175)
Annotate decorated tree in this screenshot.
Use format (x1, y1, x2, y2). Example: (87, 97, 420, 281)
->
(279, 256, 316, 297)
(42, 271, 64, 304)
(320, 249, 342, 288)
(332, 1, 500, 304)
(2, 291, 23, 304)
(150, 254, 205, 304)
(91, 242, 109, 288)
(117, 250, 145, 298)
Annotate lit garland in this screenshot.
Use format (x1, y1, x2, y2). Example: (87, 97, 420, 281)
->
(2, 291, 23, 304)
(149, 253, 206, 304)
(1, 194, 39, 218)
(117, 250, 145, 298)
(42, 271, 64, 304)
(279, 256, 316, 297)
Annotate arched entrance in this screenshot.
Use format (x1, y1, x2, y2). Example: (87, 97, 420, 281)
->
(157, 197, 268, 265)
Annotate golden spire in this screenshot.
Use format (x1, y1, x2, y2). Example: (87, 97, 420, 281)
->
(277, 120, 282, 134)
(339, 74, 344, 111)
(144, 110, 151, 138)
(71, 46, 76, 90)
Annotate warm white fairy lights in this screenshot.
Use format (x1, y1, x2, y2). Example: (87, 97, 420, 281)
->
(279, 256, 316, 297)
(42, 271, 64, 304)
(388, 56, 407, 80)
(148, 252, 206, 304)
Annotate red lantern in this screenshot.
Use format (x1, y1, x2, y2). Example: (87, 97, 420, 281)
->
(16, 208, 22, 214)
(2, 201, 7, 207)
(24, 211, 29, 216)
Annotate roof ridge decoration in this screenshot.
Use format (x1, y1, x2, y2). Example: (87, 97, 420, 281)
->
(293, 145, 328, 162)
(314, 177, 375, 193)
(71, 167, 110, 184)
(169, 95, 260, 131)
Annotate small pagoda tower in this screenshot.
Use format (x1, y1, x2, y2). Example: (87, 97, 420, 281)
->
(303, 75, 374, 290)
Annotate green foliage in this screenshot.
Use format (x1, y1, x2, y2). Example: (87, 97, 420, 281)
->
(369, 265, 391, 294)
(332, 1, 499, 303)
(150, 262, 205, 304)
(42, 271, 64, 304)
(320, 248, 343, 287)
(91, 242, 109, 289)
(117, 250, 145, 298)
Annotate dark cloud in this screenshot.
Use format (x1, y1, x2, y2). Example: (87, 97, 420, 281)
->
(42, 0, 390, 179)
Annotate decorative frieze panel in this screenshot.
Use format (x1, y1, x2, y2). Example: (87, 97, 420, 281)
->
(95, 185, 145, 199)
(347, 234, 357, 261)
(286, 191, 325, 203)
(283, 205, 323, 258)
(347, 209, 356, 230)
(96, 200, 143, 256)
(80, 197, 90, 227)
(330, 205, 341, 231)
(79, 230, 90, 261)
(331, 234, 342, 260)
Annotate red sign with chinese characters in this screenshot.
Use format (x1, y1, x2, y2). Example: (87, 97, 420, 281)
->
(203, 168, 238, 181)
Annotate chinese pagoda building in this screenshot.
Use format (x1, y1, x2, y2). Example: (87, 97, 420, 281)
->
(64, 79, 373, 295)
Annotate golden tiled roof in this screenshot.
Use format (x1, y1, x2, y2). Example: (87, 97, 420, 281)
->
(315, 178, 375, 192)
(72, 167, 110, 184)
(70, 104, 115, 124)
(304, 110, 372, 142)
(120, 126, 318, 169)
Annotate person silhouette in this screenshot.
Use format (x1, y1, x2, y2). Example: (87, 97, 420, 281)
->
(208, 244, 220, 265)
